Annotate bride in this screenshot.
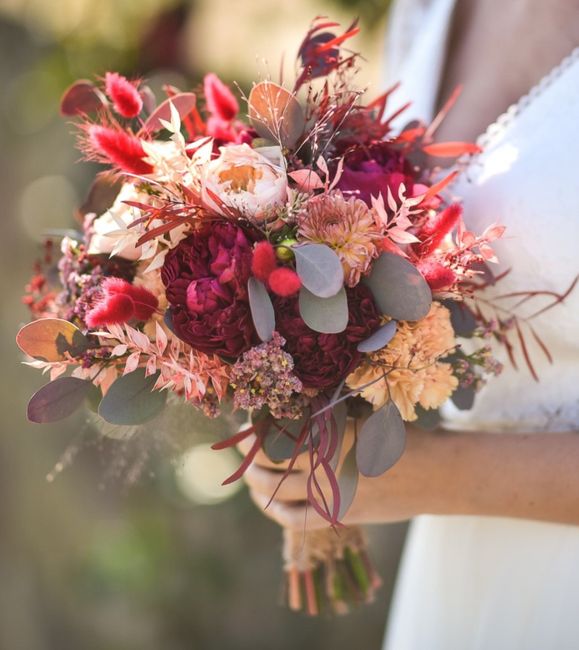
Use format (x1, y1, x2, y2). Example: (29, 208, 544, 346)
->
(244, 0, 579, 647)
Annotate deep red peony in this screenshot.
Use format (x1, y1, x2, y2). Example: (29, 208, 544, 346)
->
(273, 285, 382, 390)
(162, 223, 258, 357)
(335, 142, 418, 207)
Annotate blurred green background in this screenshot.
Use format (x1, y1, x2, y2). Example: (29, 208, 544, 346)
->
(0, 1, 406, 648)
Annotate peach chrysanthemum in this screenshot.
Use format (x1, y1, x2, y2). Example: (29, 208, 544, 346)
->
(297, 191, 381, 286)
(346, 302, 458, 421)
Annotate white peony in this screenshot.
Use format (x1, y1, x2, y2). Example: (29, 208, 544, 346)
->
(203, 144, 287, 221)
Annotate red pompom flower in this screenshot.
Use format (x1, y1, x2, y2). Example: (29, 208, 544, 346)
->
(105, 72, 143, 119)
(268, 268, 302, 297)
(251, 241, 277, 281)
(86, 277, 158, 328)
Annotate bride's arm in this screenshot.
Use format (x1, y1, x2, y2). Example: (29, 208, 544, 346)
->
(243, 427, 579, 529)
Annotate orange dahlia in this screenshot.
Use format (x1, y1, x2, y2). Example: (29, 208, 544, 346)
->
(297, 192, 381, 286)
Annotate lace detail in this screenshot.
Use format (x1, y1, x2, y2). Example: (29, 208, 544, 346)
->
(459, 46, 579, 180)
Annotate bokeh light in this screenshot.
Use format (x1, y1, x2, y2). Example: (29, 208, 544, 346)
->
(175, 443, 243, 505)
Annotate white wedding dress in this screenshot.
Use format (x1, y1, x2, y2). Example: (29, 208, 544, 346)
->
(382, 1, 579, 648)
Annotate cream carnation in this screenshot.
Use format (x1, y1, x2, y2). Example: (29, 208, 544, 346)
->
(346, 303, 458, 421)
(204, 144, 287, 221)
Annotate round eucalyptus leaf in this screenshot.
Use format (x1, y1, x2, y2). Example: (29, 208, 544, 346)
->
(99, 369, 166, 425)
(356, 400, 406, 477)
(248, 277, 275, 342)
(27, 377, 93, 423)
(357, 320, 398, 353)
(263, 417, 309, 462)
(298, 286, 348, 334)
(442, 299, 477, 337)
(451, 385, 476, 411)
(248, 81, 305, 148)
(294, 243, 343, 298)
(364, 252, 432, 321)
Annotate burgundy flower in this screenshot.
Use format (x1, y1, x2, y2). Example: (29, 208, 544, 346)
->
(273, 285, 382, 390)
(336, 142, 417, 207)
(161, 222, 258, 357)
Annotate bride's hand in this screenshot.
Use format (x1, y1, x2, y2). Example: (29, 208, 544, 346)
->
(240, 421, 437, 530)
(240, 421, 579, 529)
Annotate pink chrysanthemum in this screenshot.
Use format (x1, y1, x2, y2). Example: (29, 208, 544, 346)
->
(297, 191, 381, 286)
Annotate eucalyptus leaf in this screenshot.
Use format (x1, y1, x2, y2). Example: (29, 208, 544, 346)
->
(27, 377, 93, 423)
(60, 79, 106, 116)
(451, 385, 476, 411)
(356, 401, 406, 477)
(139, 93, 197, 135)
(337, 443, 359, 520)
(414, 405, 442, 431)
(298, 287, 348, 334)
(85, 383, 103, 414)
(364, 252, 432, 321)
(248, 81, 305, 148)
(442, 299, 477, 337)
(163, 308, 176, 335)
(263, 417, 309, 462)
(357, 320, 398, 353)
(328, 400, 348, 471)
(98, 369, 166, 425)
(17, 319, 90, 362)
(294, 244, 343, 298)
(248, 277, 275, 342)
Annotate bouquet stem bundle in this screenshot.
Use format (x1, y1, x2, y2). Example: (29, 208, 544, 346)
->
(282, 526, 381, 616)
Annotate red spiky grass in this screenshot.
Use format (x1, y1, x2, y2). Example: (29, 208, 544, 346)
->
(104, 72, 143, 119)
(80, 122, 154, 176)
(86, 277, 158, 328)
(203, 73, 239, 121)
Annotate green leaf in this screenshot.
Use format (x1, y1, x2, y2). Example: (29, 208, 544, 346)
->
(98, 369, 166, 425)
(248, 277, 275, 342)
(356, 400, 406, 477)
(328, 400, 348, 471)
(27, 377, 93, 423)
(357, 320, 398, 353)
(262, 417, 309, 462)
(451, 385, 476, 411)
(442, 299, 477, 337)
(364, 252, 432, 321)
(414, 405, 441, 430)
(298, 286, 348, 333)
(337, 442, 359, 520)
(294, 243, 343, 298)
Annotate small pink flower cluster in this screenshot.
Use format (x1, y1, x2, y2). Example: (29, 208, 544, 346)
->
(230, 332, 304, 419)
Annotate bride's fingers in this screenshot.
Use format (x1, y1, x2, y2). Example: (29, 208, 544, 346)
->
(249, 489, 329, 531)
(244, 463, 318, 502)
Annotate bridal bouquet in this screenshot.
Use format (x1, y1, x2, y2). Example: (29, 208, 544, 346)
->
(19, 19, 506, 615)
